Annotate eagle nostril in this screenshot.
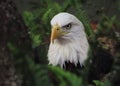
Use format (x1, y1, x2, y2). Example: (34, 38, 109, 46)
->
(56, 28, 59, 30)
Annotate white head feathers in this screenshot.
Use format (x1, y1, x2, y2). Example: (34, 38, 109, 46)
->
(48, 12, 89, 68)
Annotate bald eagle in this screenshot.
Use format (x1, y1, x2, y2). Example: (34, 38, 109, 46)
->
(48, 12, 89, 70)
(47, 12, 113, 84)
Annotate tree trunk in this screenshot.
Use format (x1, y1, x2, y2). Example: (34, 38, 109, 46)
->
(0, 45, 18, 86)
(0, 0, 32, 86)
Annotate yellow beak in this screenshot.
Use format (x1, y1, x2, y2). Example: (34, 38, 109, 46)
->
(51, 24, 63, 43)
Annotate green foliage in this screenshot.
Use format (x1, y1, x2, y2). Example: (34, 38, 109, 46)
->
(93, 80, 111, 86)
(23, 11, 42, 48)
(49, 66, 83, 86)
(27, 58, 53, 86)
(12, 0, 120, 86)
(18, 57, 84, 86)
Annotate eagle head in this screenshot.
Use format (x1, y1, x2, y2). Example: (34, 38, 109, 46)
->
(48, 12, 89, 68)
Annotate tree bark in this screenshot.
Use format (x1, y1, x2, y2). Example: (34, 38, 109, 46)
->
(0, 0, 32, 86)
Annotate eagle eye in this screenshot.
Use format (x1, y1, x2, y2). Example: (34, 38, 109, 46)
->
(63, 23, 71, 30)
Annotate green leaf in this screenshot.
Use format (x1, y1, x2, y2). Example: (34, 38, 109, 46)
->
(42, 8, 52, 22)
(23, 11, 34, 26)
(93, 80, 104, 86)
(49, 66, 83, 86)
(32, 34, 42, 48)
